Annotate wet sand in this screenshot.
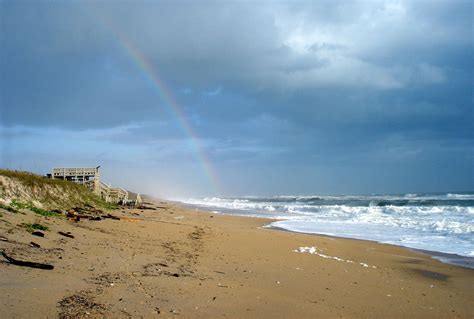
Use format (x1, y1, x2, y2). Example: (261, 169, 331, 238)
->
(0, 200, 473, 318)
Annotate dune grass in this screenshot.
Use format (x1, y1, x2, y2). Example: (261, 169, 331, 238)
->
(10, 200, 63, 217)
(22, 223, 49, 233)
(0, 203, 19, 213)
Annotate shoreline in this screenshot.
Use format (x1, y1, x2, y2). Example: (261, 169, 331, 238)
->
(266, 225, 474, 270)
(1, 199, 473, 318)
(179, 201, 474, 270)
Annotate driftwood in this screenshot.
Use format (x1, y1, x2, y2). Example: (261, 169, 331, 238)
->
(58, 231, 74, 239)
(101, 214, 120, 220)
(1, 251, 54, 270)
(32, 231, 45, 237)
(30, 241, 41, 248)
(137, 206, 157, 210)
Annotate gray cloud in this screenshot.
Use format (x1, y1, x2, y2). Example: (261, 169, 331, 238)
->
(1, 0, 472, 195)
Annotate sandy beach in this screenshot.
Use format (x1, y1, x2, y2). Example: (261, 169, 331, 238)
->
(0, 200, 472, 318)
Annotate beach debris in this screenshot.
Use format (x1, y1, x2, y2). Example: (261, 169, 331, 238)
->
(65, 206, 107, 221)
(32, 231, 45, 237)
(30, 241, 41, 248)
(58, 291, 107, 318)
(1, 251, 54, 270)
(0, 236, 9, 242)
(102, 213, 120, 220)
(294, 246, 377, 269)
(66, 211, 82, 221)
(137, 205, 157, 210)
(217, 283, 229, 288)
(87, 272, 131, 287)
(142, 263, 190, 278)
(58, 231, 74, 239)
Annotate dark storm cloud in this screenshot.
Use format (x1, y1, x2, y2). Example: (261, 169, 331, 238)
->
(1, 0, 472, 195)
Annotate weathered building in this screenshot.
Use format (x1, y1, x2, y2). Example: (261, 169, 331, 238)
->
(51, 167, 101, 194)
(50, 166, 129, 204)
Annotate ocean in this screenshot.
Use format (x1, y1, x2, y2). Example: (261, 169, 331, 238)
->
(180, 192, 474, 268)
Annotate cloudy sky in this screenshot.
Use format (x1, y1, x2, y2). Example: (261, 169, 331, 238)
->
(1, 0, 472, 198)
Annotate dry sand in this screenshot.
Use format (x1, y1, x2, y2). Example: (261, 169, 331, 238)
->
(0, 200, 472, 318)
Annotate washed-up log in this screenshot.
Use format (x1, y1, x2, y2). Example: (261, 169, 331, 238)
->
(69, 213, 92, 220)
(66, 211, 77, 219)
(88, 216, 101, 221)
(32, 231, 45, 237)
(137, 206, 157, 210)
(102, 214, 120, 220)
(30, 241, 41, 248)
(0, 236, 8, 242)
(58, 231, 74, 239)
(1, 251, 54, 270)
(66, 213, 80, 222)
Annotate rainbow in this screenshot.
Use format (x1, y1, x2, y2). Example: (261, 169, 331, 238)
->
(91, 14, 221, 193)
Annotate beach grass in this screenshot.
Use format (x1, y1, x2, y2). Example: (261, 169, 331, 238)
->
(22, 222, 49, 233)
(10, 200, 63, 218)
(0, 203, 19, 214)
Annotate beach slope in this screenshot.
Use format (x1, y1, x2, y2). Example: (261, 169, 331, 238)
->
(0, 201, 472, 318)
